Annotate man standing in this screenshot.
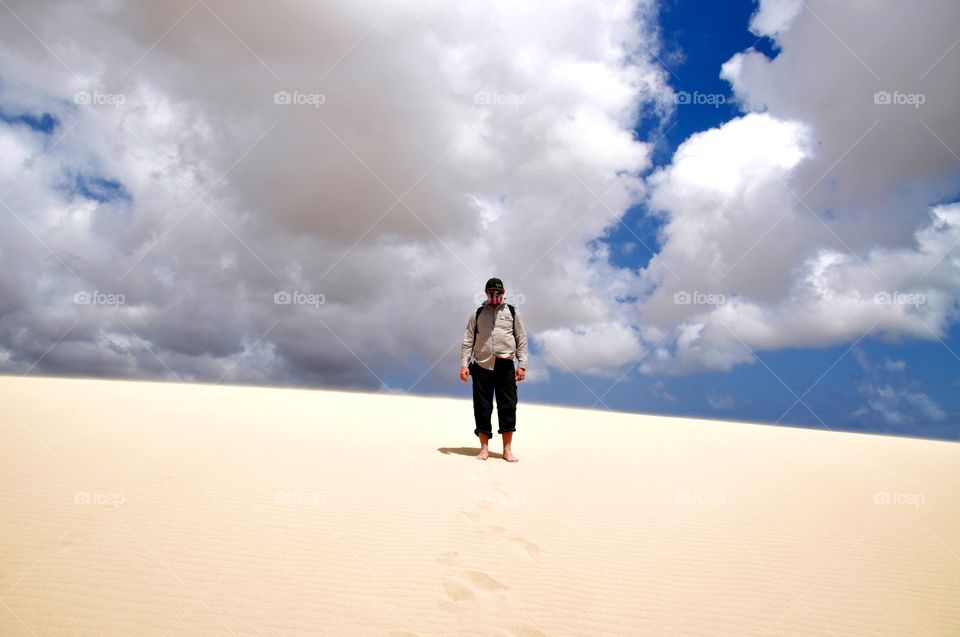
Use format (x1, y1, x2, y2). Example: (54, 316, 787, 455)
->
(459, 277, 528, 462)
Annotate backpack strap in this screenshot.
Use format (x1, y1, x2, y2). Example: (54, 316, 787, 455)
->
(470, 305, 484, 363)
(507, 305, 517, 364)
(472, 305, 484, 342)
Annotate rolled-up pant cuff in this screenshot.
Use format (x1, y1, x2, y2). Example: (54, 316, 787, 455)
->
(474, 427, 516, 438)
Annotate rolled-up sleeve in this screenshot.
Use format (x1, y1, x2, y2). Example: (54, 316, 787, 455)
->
(514, 310, 528, 369)
(460, 313, 476, 368)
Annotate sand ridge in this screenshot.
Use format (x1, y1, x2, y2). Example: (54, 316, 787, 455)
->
(1, 374, 959, 635)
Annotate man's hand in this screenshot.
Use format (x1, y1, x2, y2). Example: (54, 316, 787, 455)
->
(459, 366, 470, 382)
(515, 367, 526, 382)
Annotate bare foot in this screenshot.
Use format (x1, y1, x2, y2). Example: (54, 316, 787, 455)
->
(476, 447, 489, 460)
(503, 448, 519, 462)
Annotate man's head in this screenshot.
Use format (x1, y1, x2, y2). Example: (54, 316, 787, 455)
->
(485, 277, 505, 306)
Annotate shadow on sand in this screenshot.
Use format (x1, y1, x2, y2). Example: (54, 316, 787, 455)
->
(437, 446, 504, 460)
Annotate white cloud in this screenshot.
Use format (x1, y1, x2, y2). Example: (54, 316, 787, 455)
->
(633, 0, 960, 375)
(748, 0, 802, 37)
(0, 0, 672, 386)
(538, 320, 645, 377)
(706, 391, 735, 410)
(855, 383, 947, 426)
(849, 348, 943, 426)
(883, 358, 906, 372)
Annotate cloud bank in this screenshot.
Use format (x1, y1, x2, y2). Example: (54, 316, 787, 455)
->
(631, 0, 960, 374)
(0, 0, 957, 392)
(0, 0, 670, 387)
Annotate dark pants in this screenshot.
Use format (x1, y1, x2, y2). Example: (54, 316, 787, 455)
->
(470, 357, 518, 439)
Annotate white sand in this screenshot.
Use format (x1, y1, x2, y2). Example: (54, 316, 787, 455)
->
(1, 374, 958, 636)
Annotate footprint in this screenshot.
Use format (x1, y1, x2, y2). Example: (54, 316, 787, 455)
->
(464, 570, 508, 591)
(507, 627, 548, 637)
(440, 497, 539, 615)
(436, 550, 459, 566)
(459, 515, 503, 535)
(440, 570, 509, 613)
(507, 536, 540, 557)
(459, 509, 542, 561)
(443, 579, 477, 602)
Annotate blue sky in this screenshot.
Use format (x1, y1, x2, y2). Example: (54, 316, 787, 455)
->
(460, 0, 958, 442)
(546, 0, 959, 441)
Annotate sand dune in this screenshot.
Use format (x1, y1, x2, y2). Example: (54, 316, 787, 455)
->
(1, 374, 958, 636)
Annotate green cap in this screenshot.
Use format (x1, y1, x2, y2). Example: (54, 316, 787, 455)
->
(484, 277, 504, 291)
